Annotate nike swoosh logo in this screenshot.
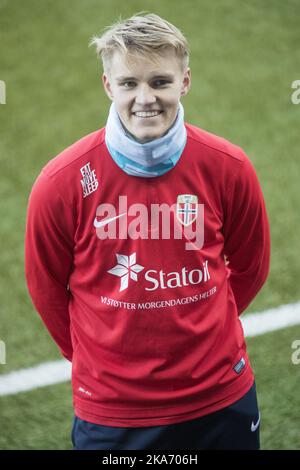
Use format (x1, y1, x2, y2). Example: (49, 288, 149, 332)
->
(251, 412, 260, 432)
(93, 212, 127, 228)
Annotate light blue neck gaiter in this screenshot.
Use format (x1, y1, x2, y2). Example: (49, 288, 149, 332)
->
(104, 101, 187, 177)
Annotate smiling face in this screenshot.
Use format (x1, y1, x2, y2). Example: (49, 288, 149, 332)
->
(102, 49, 191, 143)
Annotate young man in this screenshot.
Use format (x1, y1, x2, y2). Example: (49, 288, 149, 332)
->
(25, 13, 270, 450)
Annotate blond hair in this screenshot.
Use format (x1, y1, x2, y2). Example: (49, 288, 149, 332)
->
(89, 11, 190, 77)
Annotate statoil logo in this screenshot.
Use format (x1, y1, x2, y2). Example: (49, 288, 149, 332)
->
(107, 252, 210, 292)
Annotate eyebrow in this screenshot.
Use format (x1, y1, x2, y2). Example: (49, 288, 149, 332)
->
(116, 74, 175, 82)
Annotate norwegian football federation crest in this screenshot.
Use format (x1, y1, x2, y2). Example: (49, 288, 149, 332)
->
(176, 194, 198, 227)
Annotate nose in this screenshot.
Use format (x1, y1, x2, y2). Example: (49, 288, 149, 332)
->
(135, 84, 156, 105)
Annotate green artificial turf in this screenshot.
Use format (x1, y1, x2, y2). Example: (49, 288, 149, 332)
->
(0, 0, 299, 450)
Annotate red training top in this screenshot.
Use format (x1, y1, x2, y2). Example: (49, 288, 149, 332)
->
(25, 123, 270, 427)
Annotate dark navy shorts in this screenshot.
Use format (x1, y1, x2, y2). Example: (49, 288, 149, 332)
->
(71, 381, 260, 450)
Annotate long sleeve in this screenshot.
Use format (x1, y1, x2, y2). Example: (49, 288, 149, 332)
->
(24, 169, 75, 361)
(223, 153, 271, 315)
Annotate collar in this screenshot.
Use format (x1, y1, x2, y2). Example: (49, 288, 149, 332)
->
(105, 101, 187, 177)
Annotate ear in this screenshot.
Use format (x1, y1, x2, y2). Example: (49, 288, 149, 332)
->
(102, 73, 114, 101)
(181, 67, 191, 96)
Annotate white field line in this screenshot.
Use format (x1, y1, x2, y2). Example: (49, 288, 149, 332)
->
(0, 301, 300, 397)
